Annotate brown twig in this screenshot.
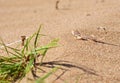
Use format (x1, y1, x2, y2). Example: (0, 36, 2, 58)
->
(56, 0, 60, 10)
(21, 36, 26, 46)
(72, 30, 119, 47)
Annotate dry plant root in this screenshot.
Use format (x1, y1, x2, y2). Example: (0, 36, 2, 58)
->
(71, 30, 119, 47)
(71, 30, 97, 41)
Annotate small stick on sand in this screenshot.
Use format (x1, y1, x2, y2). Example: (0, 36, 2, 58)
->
(72, 30, 119, 47)
(0, 36, 29, 49)
(72, 30, 101, 41)
(56, 0, 60, 10)
(21, 36, 26, 46)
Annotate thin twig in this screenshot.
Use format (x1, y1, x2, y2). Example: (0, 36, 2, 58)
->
(0, 36, 29, 49)
(56, 0, 60, 10)
(21, 36, 26, 46)
(72, 30, 120, 47)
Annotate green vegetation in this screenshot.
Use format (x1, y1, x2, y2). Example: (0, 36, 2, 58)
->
(0, 25, 59, 83)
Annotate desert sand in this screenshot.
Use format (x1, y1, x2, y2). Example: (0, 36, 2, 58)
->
(0, 0, 120, 83)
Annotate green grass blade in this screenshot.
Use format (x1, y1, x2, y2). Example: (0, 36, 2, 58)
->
(6, 46, 22, 58)
(0, 56, 19, 63)
(0, 46, 22, 59)
(36, 67, 58, 83)
(34, 25, 42, 48)
(0, 38, 9, 55)
(24, 58, 34, 74)
(0, 80, 10, 83)
(21, 33, 36, 54)
(35, 38, 59, 51)
(40, 48, 48, 64)
(27, 39, 59, 56)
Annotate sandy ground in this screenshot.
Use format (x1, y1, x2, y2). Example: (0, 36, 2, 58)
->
(0, 0, 120, 83)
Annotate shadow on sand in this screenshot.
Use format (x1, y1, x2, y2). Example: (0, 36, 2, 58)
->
(32, 60, 100, 82)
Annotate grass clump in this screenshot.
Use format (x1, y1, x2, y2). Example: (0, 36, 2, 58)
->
(0, 25, 59, 83)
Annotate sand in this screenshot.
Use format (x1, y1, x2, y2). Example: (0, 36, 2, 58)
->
(0, 0, 120, 83)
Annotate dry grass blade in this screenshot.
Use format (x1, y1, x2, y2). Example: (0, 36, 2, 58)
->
(72, 30, 120, 47)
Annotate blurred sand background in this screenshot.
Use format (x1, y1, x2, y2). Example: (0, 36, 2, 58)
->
(0, 0, 120, 83)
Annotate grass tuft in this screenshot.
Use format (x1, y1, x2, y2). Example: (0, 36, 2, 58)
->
(0, 25, 59, 83)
